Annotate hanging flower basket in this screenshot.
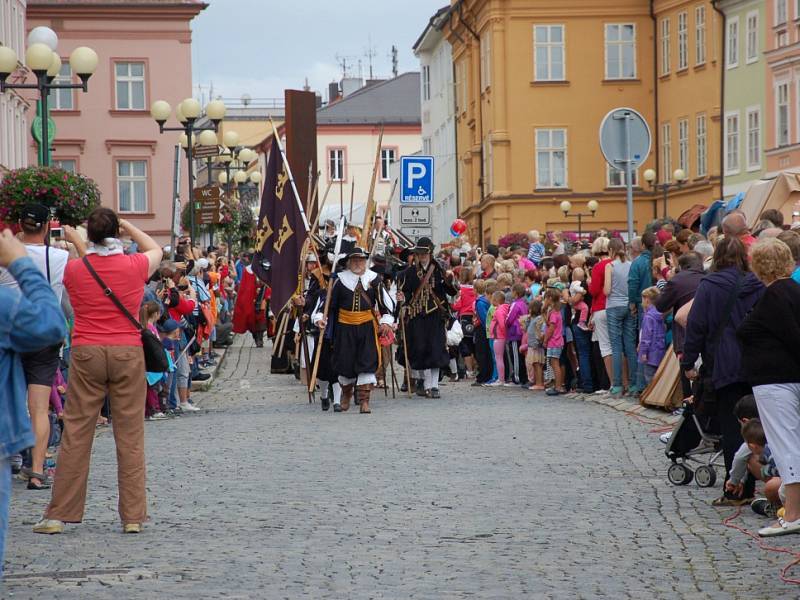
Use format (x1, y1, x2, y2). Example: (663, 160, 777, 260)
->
(0, 166, 101, 226)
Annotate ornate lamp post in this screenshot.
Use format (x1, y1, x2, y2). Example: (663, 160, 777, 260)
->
(560, 200, 599, 240)
(0, 27, 98, 166)
(643, 168, 687, 219)
(151, 97, 226, 245)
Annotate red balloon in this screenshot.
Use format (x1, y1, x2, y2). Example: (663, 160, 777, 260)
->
(451, 218, 467, 235)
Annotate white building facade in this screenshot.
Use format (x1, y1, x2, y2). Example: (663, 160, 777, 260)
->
(413, 7, 458, 246)
(0, 0, 29, 175)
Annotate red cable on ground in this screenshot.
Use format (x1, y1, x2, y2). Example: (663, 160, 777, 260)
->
(722, 507, 800, 585)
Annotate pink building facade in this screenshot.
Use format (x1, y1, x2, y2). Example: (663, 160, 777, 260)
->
(765, 0, 800, 175)
(25, 0, 206, 241)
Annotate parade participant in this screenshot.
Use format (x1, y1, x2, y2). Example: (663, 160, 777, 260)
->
(313, 248, 394, 413)
(304, 249, 342, 411)
(397, 237, 458, 398)
(232, 264, 270, 347)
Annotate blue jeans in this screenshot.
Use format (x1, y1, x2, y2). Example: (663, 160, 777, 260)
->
(572, 325, 594, 392)
(606, 305, 637, 388)
(634, 305, 646, 391)
(0, 458, 9, 579)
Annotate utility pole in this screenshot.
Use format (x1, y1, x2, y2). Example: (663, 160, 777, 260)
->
(391, 45, 398, 78)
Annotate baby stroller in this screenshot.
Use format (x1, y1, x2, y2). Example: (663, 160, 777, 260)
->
(664, 399, 724, 487)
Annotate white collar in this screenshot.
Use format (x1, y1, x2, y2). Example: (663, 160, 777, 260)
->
(338, 269, 378, 291)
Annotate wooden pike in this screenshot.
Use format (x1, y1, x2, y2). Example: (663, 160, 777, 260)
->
(361, 124, 384, 252)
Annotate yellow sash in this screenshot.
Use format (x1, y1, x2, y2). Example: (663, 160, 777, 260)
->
(337, 309, 381, 370)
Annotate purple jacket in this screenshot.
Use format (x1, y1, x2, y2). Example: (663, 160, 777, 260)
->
(505, 298, 527, 341)
(638, 306, 666, 367)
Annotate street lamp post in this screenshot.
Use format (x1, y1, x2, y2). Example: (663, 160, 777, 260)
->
(0, 29, 98, 166)
(560, 200, 599, 240)
(643, 168, 687, 219)
(151, 97, 226, 245)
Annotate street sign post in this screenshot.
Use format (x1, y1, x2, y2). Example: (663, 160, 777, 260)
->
(193, 185, 221, 225)
(403, 226, 433, 241)
(400, 205, 431, 226)
(599, 107, 651, 240)
(193, 144, 221, 159)
(400, 156, 434, 204)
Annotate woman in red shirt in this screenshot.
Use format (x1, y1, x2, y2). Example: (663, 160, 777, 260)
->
(34, 208, 162, 536)
(588, 237, 614, 388)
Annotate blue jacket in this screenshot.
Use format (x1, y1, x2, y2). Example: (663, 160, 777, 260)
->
(627, 249, 652, 306)
(681, 267, 764, 390)
(0, 257, 67, 459)
(475, 295, 491, 328)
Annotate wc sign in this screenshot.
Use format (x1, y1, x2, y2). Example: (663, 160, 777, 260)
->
(400, 156, 434, 203)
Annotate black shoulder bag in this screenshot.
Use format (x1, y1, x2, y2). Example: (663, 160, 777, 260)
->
(82, 256, 169, 373)
(693, 273, 743, 415)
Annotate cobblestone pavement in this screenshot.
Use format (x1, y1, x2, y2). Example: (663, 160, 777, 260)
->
(4, 336, 799, 599)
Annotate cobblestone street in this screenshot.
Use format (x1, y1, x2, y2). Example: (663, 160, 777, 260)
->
(4, 337, 798, 599)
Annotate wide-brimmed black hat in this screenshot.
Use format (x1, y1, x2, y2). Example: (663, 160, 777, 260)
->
(337, 247, 369, 270)
(370, 255, 392, 276)
(413, 236, 434, 254)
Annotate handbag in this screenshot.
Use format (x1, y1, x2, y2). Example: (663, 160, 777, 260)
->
(81, 257, 169, 373)
(692, 273, 743, 415)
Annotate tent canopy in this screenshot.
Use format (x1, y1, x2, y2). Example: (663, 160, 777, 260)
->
(739, 171, 800, 228)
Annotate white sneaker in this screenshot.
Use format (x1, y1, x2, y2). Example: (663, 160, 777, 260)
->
(758, 517, 800, 537)
(150, 412, 167, 420)
(483, 381, 502, 387)
(659, 432, 672, 444)
(180, 402, 200, 412)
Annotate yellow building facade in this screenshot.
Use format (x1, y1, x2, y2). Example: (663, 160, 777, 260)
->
(445, 0, 723, 243)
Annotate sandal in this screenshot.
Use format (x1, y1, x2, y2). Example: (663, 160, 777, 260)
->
(26, 472, 52, 490)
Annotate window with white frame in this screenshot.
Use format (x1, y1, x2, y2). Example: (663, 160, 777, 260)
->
(328, 148, 345, 181)
(480, 31, 491, 90)
(696, 113, 708, 177)
(661, 123, 672, 183)
(746, 108, 761, 170)
(727, 18, 739, 68)
(114, 62, 146, 110)
(535, 128, 567, 188)
(725, 112, 740, 174)
(53, 159, 77, 173)
(117, 160, 147, 213)
(777, 30, 789, 48)
(678, 118, 689, 176)
(777, 0, 788, 26)
(746, 11, 759, 63)
(605, 24, 636, 79)
(678, 12, 688, 70)
(777, 82, 790, 146)
(48, 63, 74, 110)
(695, 6, 707, 65)
(660, 18, 671, 75)
(533, 24, 565, 81)
(482, 138, 494, 195)
(422, 65, 431, 102)
(380, 148, 396, 181)
(607, 165, 638, 187)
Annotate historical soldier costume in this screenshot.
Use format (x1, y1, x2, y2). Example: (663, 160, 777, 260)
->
(303, 250, 342, 411)
(313, 248, 394, 413)
(232, 265, 270, 347)
(398, 237, 458, 398)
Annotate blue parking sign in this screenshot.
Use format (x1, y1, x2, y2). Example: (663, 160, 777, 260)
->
(400, 156, 434, 203)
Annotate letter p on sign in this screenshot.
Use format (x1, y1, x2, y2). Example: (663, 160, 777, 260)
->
(400, 156, 434, 204)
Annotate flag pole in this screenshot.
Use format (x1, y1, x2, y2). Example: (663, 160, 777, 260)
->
(268, 116, 311, 234)
(362, 124, 384, 252)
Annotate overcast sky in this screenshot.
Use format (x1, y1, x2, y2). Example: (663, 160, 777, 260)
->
(191, 0, 446, 104)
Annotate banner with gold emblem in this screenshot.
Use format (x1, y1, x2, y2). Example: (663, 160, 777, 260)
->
(252, 136, 307, 313)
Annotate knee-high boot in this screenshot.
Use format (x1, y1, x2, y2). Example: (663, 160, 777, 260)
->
(357, 384, 372, 414)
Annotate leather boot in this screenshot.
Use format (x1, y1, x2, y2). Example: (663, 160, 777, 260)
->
(357, 384, 372, 414)
(340, 384, 354, 411)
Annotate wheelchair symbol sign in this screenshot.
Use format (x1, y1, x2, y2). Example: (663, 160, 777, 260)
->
(400, 156, 434, 204)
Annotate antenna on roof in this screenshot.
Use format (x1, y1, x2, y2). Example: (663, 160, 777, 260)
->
(303, 77, 310, 92)
(391, 45, 398, 78)
(335, 53, 356, 79)
(364, 35, 377, 80)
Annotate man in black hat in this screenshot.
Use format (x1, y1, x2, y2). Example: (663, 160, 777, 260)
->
(397, 237, 457, 398)
(314, 247, 394, 414)
(0, 203, 68, 490)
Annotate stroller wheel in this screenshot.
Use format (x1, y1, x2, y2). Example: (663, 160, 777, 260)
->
(667, 463, 694, 486)
(695, 465, 717, 488)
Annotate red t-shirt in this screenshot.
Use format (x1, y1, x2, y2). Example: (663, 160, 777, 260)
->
(65, 253, 149, 346)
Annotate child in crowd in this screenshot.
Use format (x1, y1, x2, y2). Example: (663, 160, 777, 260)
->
(524, 269, 541, 300)
(472, 279, 493, 385)
(525, 299, 546, 390)
(505, 283, 528, 385)
(569, 280, 593, 392)
(497, 273, 513, 303)
(543, 288, 565, 395)
(484, 283, 499, 385)
(637, 287, 666, 386)
(740, 419, 783, 518)
(527, 230, 546, 266)
(140, 301, 168, 420)
(488, 291, 510, 386)
(724, 395, 761, 506)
